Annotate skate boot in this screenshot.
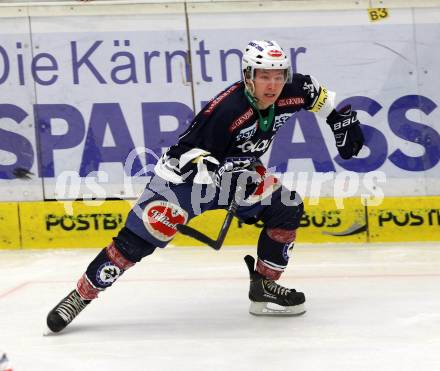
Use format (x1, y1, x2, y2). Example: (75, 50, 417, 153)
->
(244, 255, 306, 316)
(46, 289, 91, 333)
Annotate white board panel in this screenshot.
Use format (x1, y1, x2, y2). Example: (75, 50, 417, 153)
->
(0, 17, 44, 201)
(29, 11, 192, 200)
(188, 5, 438, 197)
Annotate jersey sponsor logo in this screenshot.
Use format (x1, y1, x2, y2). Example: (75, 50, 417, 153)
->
(268, 49, 282, 57)
(273, 113, 292, 131)
(277, 96, 305, 107)
(238, 138, 273, 153)
(204, 83, 240, 115)
(229, 107, 254, 133)
(235, 122, 257, 141)
(143, 200, 188, 242)
(303, 81, 318, 99)
(96, 262, 122, 286)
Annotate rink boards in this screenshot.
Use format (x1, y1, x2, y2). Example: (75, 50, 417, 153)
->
(1, 196, 439, 249)
(1, 1, 440, 251)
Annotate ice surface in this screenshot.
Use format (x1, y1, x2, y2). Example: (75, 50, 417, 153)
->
(1, 243, 440, 371)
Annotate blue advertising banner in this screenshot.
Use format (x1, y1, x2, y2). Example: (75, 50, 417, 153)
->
(0, 3, 439, 201)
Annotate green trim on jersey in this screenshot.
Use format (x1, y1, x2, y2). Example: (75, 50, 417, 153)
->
(244, 90, 275, 133)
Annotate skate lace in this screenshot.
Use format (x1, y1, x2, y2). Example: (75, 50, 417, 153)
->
(56, 292, 88, 324)
(264, 279, 291, 296)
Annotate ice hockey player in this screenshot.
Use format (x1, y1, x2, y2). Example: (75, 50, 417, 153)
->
(46, 40, 364, 333)
(0, 353, 13, 371)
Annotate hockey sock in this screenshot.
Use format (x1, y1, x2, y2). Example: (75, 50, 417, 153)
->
(77, 227, 157, 300)
(256, 227, 296, 280)
(77, 241, 135, 300)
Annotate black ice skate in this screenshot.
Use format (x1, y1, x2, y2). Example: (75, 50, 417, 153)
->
(244, 255, 306, 316)
(46, 289, 91, 333)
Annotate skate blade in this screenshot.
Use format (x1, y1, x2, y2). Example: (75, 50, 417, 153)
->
(249, 301, 306, 316)
(42, 325, 56, 336)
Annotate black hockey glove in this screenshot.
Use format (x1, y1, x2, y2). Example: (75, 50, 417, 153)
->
(215, 157, 256, 185)
(326, 105, 364, 160)
(215, 156, 262, 197)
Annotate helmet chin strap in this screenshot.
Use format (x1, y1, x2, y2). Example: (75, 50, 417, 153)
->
(244, 88, 275, 133)
(244, 79, 257, 101)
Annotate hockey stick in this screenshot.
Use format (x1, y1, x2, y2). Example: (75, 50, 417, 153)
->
(176, 185, 243, 250)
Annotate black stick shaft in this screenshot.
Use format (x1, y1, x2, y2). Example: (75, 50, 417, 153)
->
(176, 185, 243, 250)
(176, 224, 218, 248)
(212, 207, 235, 249)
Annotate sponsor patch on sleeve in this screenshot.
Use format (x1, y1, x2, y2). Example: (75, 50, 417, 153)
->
(204, 83, 240, 115)
(228, 107, 254, 132)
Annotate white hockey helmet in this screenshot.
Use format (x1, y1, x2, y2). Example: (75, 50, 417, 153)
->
(242, 40, 292, 86)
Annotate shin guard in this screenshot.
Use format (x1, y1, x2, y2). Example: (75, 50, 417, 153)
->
(256, 227, 297, 280)
(77, 227, 156, 300)
(77, 241, 136, 300)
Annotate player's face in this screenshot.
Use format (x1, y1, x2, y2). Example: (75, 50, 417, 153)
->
(253, 69, 286, 109)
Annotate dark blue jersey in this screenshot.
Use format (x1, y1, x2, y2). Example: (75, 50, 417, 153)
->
(155, 74, 335, 184)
